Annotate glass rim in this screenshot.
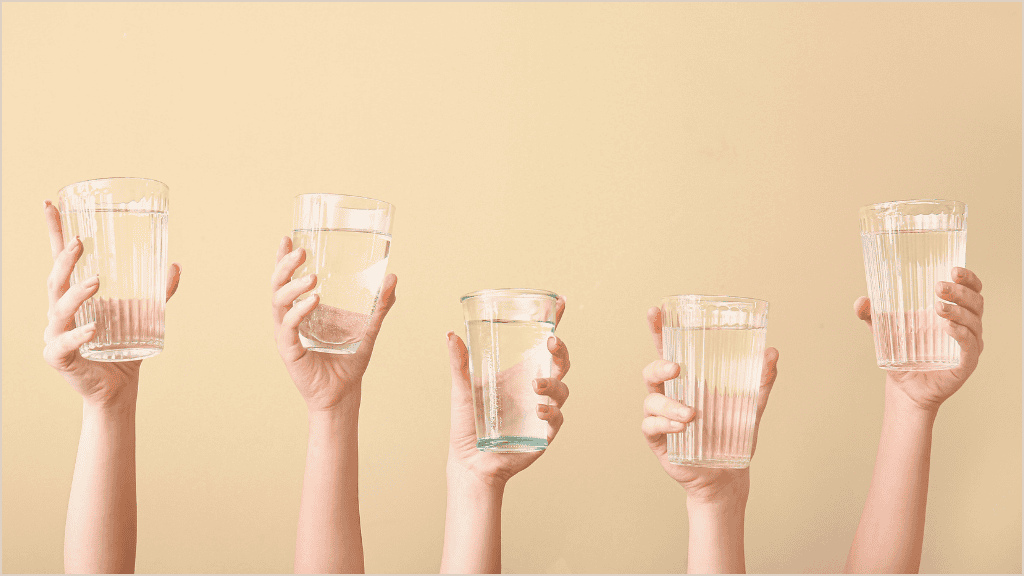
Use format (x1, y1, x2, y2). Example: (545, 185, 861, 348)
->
(58, 177, 170, 196)
(460, 288, 558, 303)
(859, 199, 966, 214)
(293, 192, 394, 209)
(661, 294, 769, 307)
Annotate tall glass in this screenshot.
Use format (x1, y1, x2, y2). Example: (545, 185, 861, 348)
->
(860, 200, 967, 371)
(661, 295, 768, 469)
(292, 194, 394, 354)
(57, 177, 169, 362)
(461, 289, 558, 453)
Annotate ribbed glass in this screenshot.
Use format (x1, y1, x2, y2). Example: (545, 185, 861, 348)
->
(57, 178, 169, 362)
(860, 200, 967, 371)
(661, 295, 769, 469)
(461, 289, 558, 453)
(292, 194, 395, 354)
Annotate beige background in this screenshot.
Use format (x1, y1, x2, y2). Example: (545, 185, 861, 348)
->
(2, 3, 1021, 573)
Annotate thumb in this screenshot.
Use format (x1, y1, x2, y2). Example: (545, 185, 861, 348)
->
(854, 296, 873, 327)
(447, 331, 472, 404)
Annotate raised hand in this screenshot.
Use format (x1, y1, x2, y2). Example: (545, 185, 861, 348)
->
(270, 235, 397, 412)
(854, 266, 984, 413)
(445, 296, 569, 487)
(42, 200, 181, 407)
(640, 306, 779, 505)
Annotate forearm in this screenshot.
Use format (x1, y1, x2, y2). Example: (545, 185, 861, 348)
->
(440, 463, 504, 574)
(686, 495, 747, 574)
(64, 400, 138, 574)
(846, 385, 937, 574)
(295, 405, 363, 574)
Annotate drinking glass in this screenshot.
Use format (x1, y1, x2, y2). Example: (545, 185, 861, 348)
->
(292, 194, 394, 354)
(661, 295, 768, 469)
(461, 289, 558, 453)
(860, 200, 967, 370)
(57, 177, 170, 362)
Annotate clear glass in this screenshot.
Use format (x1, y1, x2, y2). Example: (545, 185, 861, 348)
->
(57, 177, 170, 362)
(292, 194, 395, 354)
(860, 200, 967, 371)
(461, 289, 558, 453)
(661, 295, 768, 469)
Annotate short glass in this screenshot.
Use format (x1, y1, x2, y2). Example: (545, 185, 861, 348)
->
(461, 289, 558, 453)
(292, 193, 395, 354)
(661, 295, 768, 469)
(57, 177, 170, 362)
(860, 200, 967, 371)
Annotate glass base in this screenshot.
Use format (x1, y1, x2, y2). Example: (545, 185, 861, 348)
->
(477, 436, 548, 453)
(300, 336, 362, 355)
(878, 360, 959, 371)
(81, 345, 162, 362)
(669, 456, 750, 469)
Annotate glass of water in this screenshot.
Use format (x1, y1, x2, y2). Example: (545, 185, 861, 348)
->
(661, 295, 768, 469)
(860, 199, 968, 371)
(57, 177, 170, 362)
(292, 194, 394, 354)
(461, 289, 558, 453)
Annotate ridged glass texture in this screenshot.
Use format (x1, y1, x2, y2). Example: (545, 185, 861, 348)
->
(860, 200, 967, 371)
(58, 178, 169, 362)
(461, 289, 558, 453)
(292, 194, 395, 354)
(661, 296, 768, 469)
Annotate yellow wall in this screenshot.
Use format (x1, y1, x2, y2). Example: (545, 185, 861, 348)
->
(3, 3, 1020, 573)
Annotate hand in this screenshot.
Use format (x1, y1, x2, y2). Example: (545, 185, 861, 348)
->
(42, 201, 181, 409)
(855, 266, 984, 414)
(271, 236, 397, 413)
(640, 307, 779, 505)
(445, 297, 570, 487)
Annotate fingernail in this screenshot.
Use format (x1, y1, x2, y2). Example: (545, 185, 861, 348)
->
(670, 420, 685, 431)
(83, 322, 97, 332)
(954, 268, 965, 279)
(937, 301, 948, 312)
(291, 248, 303, 257)
(446, 330, 455, 344)
(535, 379, 547, 391)
(938, 282, 951, 295)
(306, 273, 316, 283)
(84, 275, 100, 287)
(538, 404, 550, 414)
(674, 407, 690, 420)
(44, 200, 52, 208)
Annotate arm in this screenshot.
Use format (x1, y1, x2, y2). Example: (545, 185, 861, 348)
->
(640, 307, 779, 575)
(440, 298, 570, 574)
(269, 236, 398, 574)
(41, 201, 181, 573)
(845, 267, 984, 573)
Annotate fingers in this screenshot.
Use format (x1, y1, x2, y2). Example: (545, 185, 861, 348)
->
(45, 275, 99, 341)
(937, 280, 984, 317)
(166, 263, 182, 301)
(548, 336, 570, 379)
(952, 267, 982, 294)
(943, 319, 983, 361)
(538, 403, 564, 443)
(642, 359, 679, 394)
(272, 274, 318, 316)
(642, 416, 686, 437)
(361, 274, 398, 349)
(646, 306, 664, 358)
(42, 322, 95, 370)
(275, 236, 292, 264)
(554, 295, 566, 328)
(47, 237, 82, 308)
(751, 347, 780, 456)
(854, 297, 873, 327)
(271, 246, 305, 293)
(43, 200, 66, 260)
(276, 294, 318, 361)
(936, 301, 983, 343)
(643, 392, 695, 421)
(534, 378, 569, 408)
(447, 331, 473, 406)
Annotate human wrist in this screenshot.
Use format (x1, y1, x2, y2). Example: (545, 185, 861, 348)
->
(884, 381, 941, 424)
(307, 400, 360, 431)
(446, 456, 508, 496)
(82, 392, 137, 417)
(686, 486, 749, 515)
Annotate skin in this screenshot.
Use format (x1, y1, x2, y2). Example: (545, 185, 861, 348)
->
(42, 201, 182, 574)
(845, 267, 984, 574)
(641, 307, 780, 575)
(271, 236, 398, 574)
(440, 297, 570, 574)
